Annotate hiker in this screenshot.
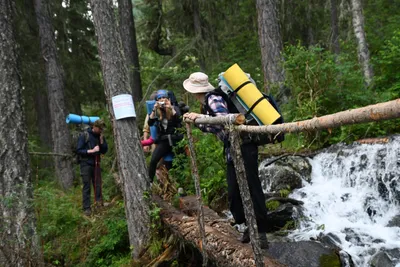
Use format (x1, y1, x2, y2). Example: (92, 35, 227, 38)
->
(182, 72, 269, 249)
(148, 89, 183, 182)
(143, 91, 158, 153)
(76, 119, 108, 216)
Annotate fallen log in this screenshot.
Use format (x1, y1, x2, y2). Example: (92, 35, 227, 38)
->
(237, 98, 400, 134)
(153, 195, 285, 267)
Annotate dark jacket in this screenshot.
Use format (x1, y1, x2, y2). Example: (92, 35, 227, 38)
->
(148, 106, 182, 137)
(76, 128, 108, 165)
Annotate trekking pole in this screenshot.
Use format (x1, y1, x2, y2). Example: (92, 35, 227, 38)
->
(185, 122, 208, 267)
(228, 126, 264, 267)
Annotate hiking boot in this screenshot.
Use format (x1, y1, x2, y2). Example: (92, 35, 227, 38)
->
(83, 209, 91, 216)
(239, 229, 269, 249)
(259, 232, 269, 249)
(239, 228, 250, 243)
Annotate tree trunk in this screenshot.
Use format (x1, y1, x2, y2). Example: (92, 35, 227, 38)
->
(255, 0, 287, 102)
(192, 0, 206, 72)
(229, 130, 264, 267)
(34, 0, 75, 189)
(237, 98, 400, 134)
(90, 0, 150, 258)
(330, 0, 340, 54)
(118, 0, 143, 102)
(350, 0, 373, 86)
(0, 0, 42, 265)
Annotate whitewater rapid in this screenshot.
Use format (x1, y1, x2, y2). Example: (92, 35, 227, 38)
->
(288, 137, 400, 266)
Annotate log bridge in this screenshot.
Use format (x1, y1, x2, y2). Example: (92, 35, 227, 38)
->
(163, 98, 400, 266)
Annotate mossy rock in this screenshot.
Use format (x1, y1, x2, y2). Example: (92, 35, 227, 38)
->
(319, 253, 341, 267)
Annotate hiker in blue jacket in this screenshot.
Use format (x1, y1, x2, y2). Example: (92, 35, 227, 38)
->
(182, 72, 269, 249)
(76, 119, 108, 216)
(148, 89, 183, 182)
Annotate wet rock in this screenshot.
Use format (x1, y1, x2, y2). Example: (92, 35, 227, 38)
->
(266, 203, 296, 232)
(387, 215, 400, 227)
(369, 251, 393, 267)
(318, 232, 342, 250)
(267, 241, 340, 267)
(259, 155, 311, 192)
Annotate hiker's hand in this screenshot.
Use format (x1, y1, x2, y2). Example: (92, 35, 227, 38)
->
(93, 145, 100, 153)
(143, 146, 150, 153)
(164, 99, 172, 109)
(184, 112, 201, 121)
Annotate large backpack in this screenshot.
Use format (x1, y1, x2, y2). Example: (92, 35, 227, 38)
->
(204, 86, 285, 145)
(70, 126, 90, 164)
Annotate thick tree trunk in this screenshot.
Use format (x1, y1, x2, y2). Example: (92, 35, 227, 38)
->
(35, 86, 53, 150)
(255, 0, 285, 94)
(34, 0, 75, 189)
(237, 98, 400, 134)
(330, 0, 340, 54)
(118, 0, 143, 102)
(192, 0, 206, 72)
(350, 0, 373, 86)
(0, 1, 42, 265)
(90, 0, 150, 258)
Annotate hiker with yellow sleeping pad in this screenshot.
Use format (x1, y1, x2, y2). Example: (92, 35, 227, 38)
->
(182, 65, 284, 249)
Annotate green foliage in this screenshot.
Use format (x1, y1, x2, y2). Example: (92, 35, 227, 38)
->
(373, 30, 400, 97)
(169, 128, 226, 204)
(319, 253, 341, 267)
(35, 181, 130, 266)
(85, 202, 130, 267)
(279, 188, 291, 198)
(266, 200, 280, 211)
(282, 43, 379, 146)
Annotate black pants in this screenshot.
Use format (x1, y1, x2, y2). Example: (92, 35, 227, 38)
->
(226, 142, 269, 233)
(80, 163, 102, 210)
(148, 140, 173, 182)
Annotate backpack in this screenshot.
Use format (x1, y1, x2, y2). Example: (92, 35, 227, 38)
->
(70, 126, 90, 164)
(204, 86, 285, 146)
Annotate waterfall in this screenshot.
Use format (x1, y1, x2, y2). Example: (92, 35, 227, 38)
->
(289, 136, 400, 266)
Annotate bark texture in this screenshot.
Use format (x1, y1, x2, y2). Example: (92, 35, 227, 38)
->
(237, 98, 400, 134)
(185, 123, 208, 266)
(255, 0, 285, 93)
(350, 0, 373, 86)
(34, 0, 75, 189)
(154, 196, 284, 267)
(90, 0, 150, 258)
(330, 0, 340, 54)
(229, 130, 264, 267)
(0, 0, 42, 265)
(118, 0, 143, 102)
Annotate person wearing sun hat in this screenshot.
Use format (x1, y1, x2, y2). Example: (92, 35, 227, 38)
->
(182, 72, 269, 249)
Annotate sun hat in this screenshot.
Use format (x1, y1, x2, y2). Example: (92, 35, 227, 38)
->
(156, 89, 169, 100)
(93, 119, 106, 129)
(183, 72, 215, 94)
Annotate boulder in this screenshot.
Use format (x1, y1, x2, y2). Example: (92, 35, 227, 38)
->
(259, 156, 312, 192)
(267, 241, 341, 267)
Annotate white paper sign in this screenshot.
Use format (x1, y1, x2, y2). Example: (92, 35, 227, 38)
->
(112, 94, 136, 120)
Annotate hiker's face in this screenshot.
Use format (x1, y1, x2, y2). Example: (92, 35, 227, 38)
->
(93, 126, 103, 135)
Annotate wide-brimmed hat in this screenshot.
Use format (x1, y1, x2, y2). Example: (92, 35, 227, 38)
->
(183, 72, 215, 94)
(93, 119, 106, 130)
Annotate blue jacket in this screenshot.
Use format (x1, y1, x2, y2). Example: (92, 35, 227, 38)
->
(76, 128, 108, 165)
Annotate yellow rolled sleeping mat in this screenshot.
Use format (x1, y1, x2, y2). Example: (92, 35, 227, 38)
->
(222, 63, 281, 125)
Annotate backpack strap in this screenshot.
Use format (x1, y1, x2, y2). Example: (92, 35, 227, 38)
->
(245, 95, 267, 117)
(233, 81, 252, 94)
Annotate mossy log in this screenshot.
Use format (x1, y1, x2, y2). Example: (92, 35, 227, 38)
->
(153, 195, 285, 267)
